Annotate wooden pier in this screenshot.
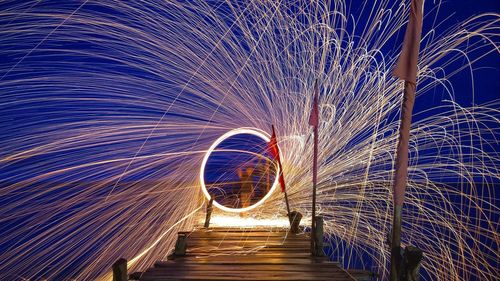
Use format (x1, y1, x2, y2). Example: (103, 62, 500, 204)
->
(129, 227, 358, 281)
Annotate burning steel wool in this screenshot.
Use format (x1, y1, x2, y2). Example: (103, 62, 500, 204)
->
(0, 1, 498, 280)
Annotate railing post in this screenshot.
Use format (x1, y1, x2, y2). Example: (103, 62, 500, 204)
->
(112, 258, 127, 281)
(391, 205, 403, 281)
(403, 246, 423, 281)
(313, 216, 324, 256)
(288, 211, 302, 234)
(174, 233, 187, 256)
(204, 197, 214, 228)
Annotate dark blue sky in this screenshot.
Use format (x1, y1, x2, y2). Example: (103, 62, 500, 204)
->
(0, 0, 498, 132)
(0, 1, 498, 280)
(430, 0, 499, 106)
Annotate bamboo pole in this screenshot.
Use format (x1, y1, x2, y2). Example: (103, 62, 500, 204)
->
(311, 125, 318, 254)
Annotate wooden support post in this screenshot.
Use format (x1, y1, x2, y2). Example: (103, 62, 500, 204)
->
(174, 233, 187, 256)
(403, 246, 423, 281)
(310, 125, 318, 254)
(112, 258, 127, 281)
(313, 216, 324, 256)
(289, 211, 302, 234)
(391, 205, 403, 280)
(284, 190, 291, 224)
(204, 197, 214, 228)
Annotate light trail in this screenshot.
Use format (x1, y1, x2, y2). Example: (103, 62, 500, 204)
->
(199, 127, 280, 213)
(0, 1, 498, 280)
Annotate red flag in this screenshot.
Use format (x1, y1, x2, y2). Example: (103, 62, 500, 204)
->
(309, 81, 319, 127)
(393, 0, 424, 84)
(392, 0, 423, 207)
(268, 125, 286, 192)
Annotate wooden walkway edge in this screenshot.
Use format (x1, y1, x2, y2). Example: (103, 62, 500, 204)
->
(130, 227, 357, 281)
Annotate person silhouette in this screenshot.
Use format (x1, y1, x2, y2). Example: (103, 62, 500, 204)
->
(237, 166, 254, 209)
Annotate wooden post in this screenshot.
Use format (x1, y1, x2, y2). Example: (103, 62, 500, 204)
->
(311, 125, 318, 253)
(390, 0, 423, 278)
(174, 233, 187, 256)
(204, 197, 214, 228)
(289, 211, 302, 234)
(403, 246, 423, 281)
(308, 80, 320, 255)
(284, 190, 292, 224)
(266, 158, 271, 194)
(391, 205, 403, 280)
(313, 216, 324, 256)
(112, 258, 127, 281)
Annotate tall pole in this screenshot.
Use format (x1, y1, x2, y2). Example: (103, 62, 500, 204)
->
(277, 149, 291, 223)
(269, 125, 291, 224)
(309, 81, 319, 254)
(390, 0, 423, 279)
(278, 152, 292, 222)
(311, 124, 318, 254)
(284, 188, 292, 224)
(391, 81, 417, 280)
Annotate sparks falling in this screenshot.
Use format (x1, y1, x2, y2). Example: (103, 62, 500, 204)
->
(0, 1, 498, 280)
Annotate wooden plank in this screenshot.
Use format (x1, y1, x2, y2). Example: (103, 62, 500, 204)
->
(186, 238, 306, 244)
(155, 257, 332, 266)
(140, 270, 352, 278)
(186, 238, 309, 244)
(140, 275, 355, 281)
(193, 228, 289, 233)
(188, 232, 309, 239)
(187, 232, 302, 238)
(185, 247, 310, 253)
(138, 227, 354, 281)
(158, 256, 324, 262)
(152, 263, 347, 272)
(187, 242, 307, 248)
(175, 252, 317, 258)
(147, 264, 346, 271)
(186, 241, 307, 247)
(187, 243, 308, 248)
(187, 237, 308, 242)
(187, 242, 309, 247)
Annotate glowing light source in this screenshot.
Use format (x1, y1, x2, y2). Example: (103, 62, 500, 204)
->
(205, 215, 292, 228)
(199, 127, 280, 213)
(0, 1, 497, 280)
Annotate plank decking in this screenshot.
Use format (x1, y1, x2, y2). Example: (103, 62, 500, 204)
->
(134, 227, 356, 281)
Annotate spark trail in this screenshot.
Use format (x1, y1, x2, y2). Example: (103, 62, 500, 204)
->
(0, 1, 498, 280)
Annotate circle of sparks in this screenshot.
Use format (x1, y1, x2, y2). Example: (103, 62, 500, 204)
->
(199, 127, 280, 213)
(0, 1, 498, 280)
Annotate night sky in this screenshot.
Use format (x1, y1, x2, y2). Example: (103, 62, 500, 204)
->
(0, 0, 498, 280)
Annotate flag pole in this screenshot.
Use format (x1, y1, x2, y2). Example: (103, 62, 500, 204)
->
(311, 123, 318, 253)
(277, 150, 292, 224)
(284, 183, 292, 224)
(309, 80, 319, 255)
(270, 125, 291, 224)
(390, 0, 423, 279)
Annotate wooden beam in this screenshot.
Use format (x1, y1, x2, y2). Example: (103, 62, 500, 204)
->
(289, 211, 302, 234)
(391, 205, 402, 280)
(204, 197, 214, 228)
(112, 258, 127, 281)
(174, 233, 187, 256)
(313, 216, 324, 257)
(403, 246, 423, 281)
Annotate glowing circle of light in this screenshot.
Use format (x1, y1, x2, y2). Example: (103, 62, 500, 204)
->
(199, 127, 280, 213)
